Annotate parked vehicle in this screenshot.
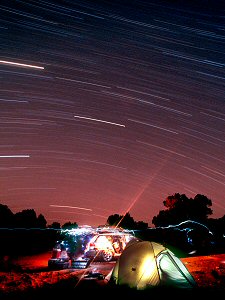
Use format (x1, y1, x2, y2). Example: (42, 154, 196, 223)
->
(48, 226, 135, 268)
(83, 230, 135, 262)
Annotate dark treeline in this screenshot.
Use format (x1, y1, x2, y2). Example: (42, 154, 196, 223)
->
(0, 205, 61, 264)
(0, 193, 224, 262)
(0, 204, 80, 267)
(106, 193, 225, 256)
(0, 204, 78, 230)
(107, 194, 225, 236)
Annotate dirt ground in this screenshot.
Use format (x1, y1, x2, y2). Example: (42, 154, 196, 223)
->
(0, 252, 225, 299)
(181, 254, 225, 289)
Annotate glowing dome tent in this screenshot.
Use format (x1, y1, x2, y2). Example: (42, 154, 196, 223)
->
(109, 239, 197, 290)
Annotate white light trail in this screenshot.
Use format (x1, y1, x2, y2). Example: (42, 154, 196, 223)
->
(51, 210, 106, 218)
(74, 115, 125, 127)
(0, 60, 44, 70)
(0, 155, 30, 158)
(50, 204, 92, 211)
(57, 77, 110, 89)
(137, 140, 186, 157)
(129, 118, 178, 134)
(183, 166, 225, 186)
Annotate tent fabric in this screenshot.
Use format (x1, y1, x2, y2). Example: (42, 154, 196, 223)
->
(110, 240, 197, 290)
(156, 250, 196, 288)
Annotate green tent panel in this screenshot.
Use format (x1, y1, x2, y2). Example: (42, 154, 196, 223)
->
(110, 239, 197, 290)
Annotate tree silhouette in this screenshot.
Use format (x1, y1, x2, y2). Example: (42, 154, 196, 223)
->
(62, 221, 78, 230)
(107, 212, 148, 230)
(0, 204, 14, 228)
(0, 204, 74, 260)
(37, 214, 47, 228)
(135, 220, 149, 230)
(14, 209, 38, 228)
(152, 193, 213, 227)
(192, 194, 213, 220)
(48, 222, 61, 229)
(107, 214, 121, 227)
(119, 212, 136, 229)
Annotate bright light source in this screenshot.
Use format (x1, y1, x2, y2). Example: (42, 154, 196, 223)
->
(0, 60, 44, 69)
(0, 155, 30, 158)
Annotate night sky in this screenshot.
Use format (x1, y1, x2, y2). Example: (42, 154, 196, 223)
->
(1, 0, 225, 227)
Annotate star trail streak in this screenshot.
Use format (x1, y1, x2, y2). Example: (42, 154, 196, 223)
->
(0, 155, 30, 158)
(0, 60, 44, 69)
(49, 205, 92, 211)
(74, 115, 125, 127)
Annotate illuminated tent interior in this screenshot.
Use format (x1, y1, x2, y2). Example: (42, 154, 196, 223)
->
(109, 239, 197, 290)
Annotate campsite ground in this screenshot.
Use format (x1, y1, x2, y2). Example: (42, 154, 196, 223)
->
(0, 252, 225, 299)
(181, 254, 225, 289)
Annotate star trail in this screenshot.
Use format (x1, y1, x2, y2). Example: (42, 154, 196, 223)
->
(0, 60, 44, 69)
(1, 0, 224, 226)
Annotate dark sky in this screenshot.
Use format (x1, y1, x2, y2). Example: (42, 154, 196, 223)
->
(1, 0, 225, 227)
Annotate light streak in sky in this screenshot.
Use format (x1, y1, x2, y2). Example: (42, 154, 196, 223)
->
(81, 159, 127, 170)
(129, 118, 178, 134)
(137, 140, 186, 157)
(50, 204, 92, 211)
(51, 210, 106, 218)
(201, 165, 225, 177)
(116, 180, 152, 228)
(183, 166, 225, 187)
(57, 77, 111, 89)
(117, 86, 171, 101)
(0, 155, 30, 158)
(9, 187, 56, 190)
(117, 137, 188, 227)
(74, 115, 125, 127)
(0, 60, 44, 70)
(200, 111, 225, 122)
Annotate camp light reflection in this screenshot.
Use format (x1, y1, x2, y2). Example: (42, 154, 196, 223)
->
(138, 256, 156, 288)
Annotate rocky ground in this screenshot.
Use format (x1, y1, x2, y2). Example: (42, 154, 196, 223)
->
(0, 252, 225, 299)
(181, 254, 225, 289)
